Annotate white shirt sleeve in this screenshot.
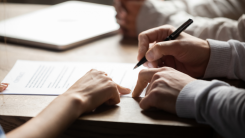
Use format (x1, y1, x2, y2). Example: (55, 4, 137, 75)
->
(176, 80, 245, 138)
(204, 39, 245, 79)
(176, 39, 245, 138)
(137, 0, 245, 41)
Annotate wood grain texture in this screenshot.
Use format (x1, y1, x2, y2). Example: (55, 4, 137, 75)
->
(0, 3, 216, 137)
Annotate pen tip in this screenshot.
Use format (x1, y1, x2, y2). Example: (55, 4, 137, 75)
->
(133, 65, 138, 70)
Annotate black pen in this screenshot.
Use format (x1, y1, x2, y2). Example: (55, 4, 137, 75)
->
(133, 19, 193, 69)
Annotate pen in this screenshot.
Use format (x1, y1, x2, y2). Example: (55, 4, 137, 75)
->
(133, 18, 193, 69)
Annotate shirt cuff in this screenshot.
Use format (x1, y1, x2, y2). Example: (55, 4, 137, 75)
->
(176, 80, 229, 119)
(204, 39, 231, 78)
(176, 80, 200, 119)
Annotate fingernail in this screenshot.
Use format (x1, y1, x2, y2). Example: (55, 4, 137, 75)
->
(147, 62, 154, 68)
(146, 51, 154, 61)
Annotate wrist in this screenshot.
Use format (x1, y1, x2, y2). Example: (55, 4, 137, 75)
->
(204, 39, 231, 78)
(59, 93, 85, 117)
(199, 40, 210, 77)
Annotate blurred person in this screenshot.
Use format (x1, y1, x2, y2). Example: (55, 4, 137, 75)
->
(132, 25, 245, 138)
(114, 0, 245, 41)
(0, 69, 130, 138)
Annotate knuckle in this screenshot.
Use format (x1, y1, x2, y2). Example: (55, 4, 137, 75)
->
(153, 43, 161, 51)
(101, 76, 109, 82)
(98, 71, 106, 74)
(107, 81, 117, 89)
(90, 69, 98, 72)
(152, 79, 166, 88)
(105, 76, 112, 81)
(152, 72, 162, 79)
(160, 67, 173, 71)
(138, 33, 145, 40)
(150, 90, 161, 97)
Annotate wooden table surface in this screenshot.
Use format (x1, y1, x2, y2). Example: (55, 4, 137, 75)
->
(0, 3, 213, 138)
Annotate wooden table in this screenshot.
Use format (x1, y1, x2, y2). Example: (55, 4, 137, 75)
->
(0, 3, 213, 138)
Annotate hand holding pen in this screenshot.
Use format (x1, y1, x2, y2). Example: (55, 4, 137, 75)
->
(134, 19, 193, 69)
(134, 19, 211, 78)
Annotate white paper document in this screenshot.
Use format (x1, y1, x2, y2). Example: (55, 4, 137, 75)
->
(1, 60, 146, 97)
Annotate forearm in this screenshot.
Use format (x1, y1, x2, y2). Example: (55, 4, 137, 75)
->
(176, 80, 245, 138)
(5, 69, 126, 138)
(6, 94, 83, 138)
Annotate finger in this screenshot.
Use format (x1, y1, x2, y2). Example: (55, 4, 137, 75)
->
(145, 73, 164, 96)
(143, 62, 148, 67)
(0, 83, 8, 92)
(137, 25, 175, 61)
(117, 16, 135, 31)
(0, 87, 3, 92)
(116, 16, 127, 26)
(145, 40, 182, 62)
(89, 69, 98, 73)
(132, 68, 165, 97)
(146, 61, 158, 68)
(97, 70, 106, 74)
(139, 93, 155, 110)
(104, 76, 112, 81)
(105, 84, 121, 105)
(123, 0, 144, 14)
(145, 72, 163, 96)
(145, 82, 151, 96)
(114, 0, 127, 14)
(117, 84, 131, 94)
(118, 0, 129, 13)
(115, 9, 127, 21)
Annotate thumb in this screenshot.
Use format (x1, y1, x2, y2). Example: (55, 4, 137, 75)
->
(145, 40, 182, 62)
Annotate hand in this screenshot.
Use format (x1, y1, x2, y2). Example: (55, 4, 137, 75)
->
(6, 70, 131, 138)
(132, 67, 195, 114)
(114, 0, 144, 37)
(138, 25, 210, 78)
(64, 69, 131, 113)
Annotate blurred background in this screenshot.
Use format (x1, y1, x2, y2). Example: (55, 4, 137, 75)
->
(6, 0, 113, 5)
